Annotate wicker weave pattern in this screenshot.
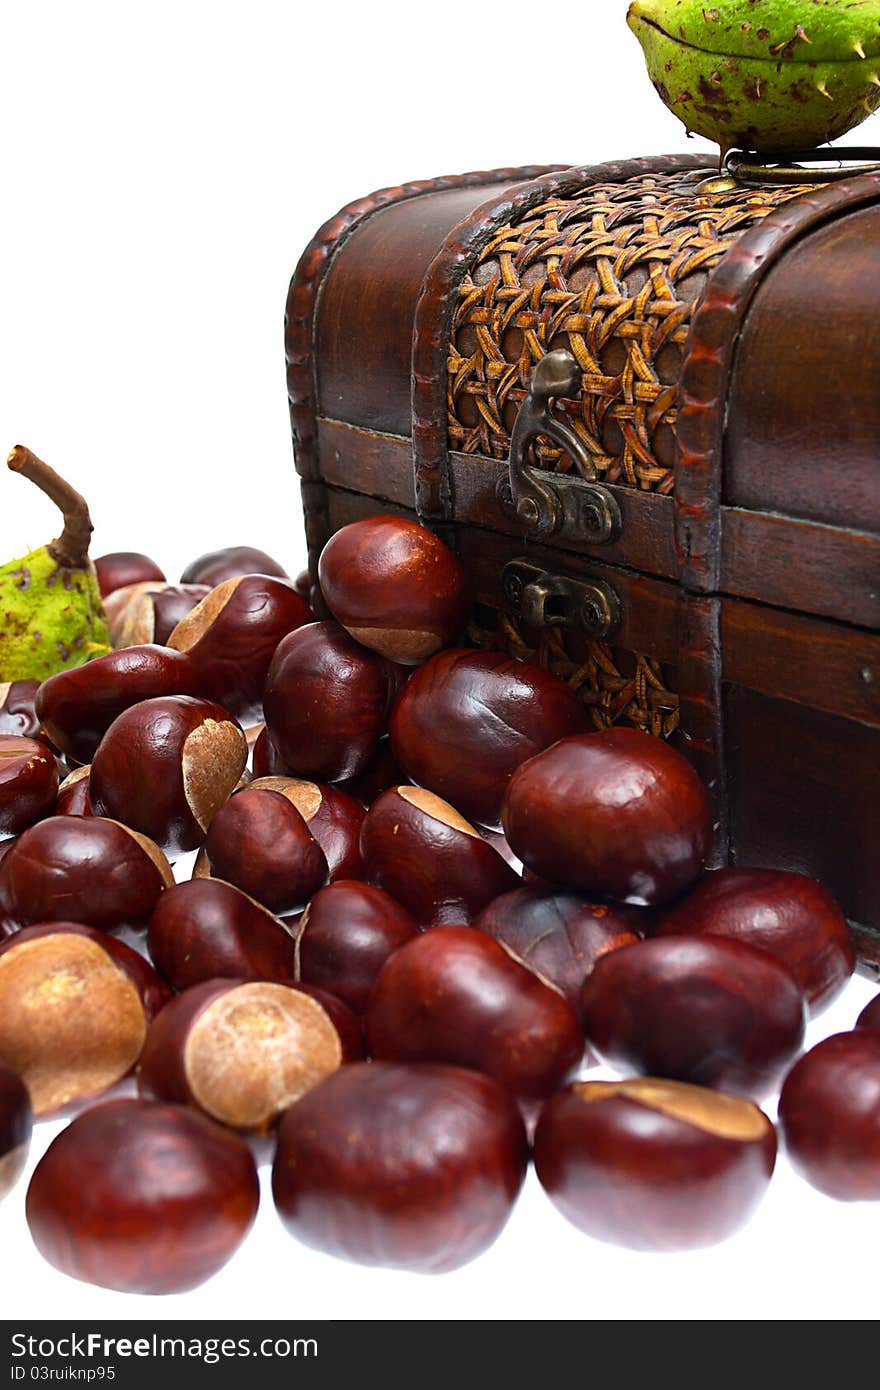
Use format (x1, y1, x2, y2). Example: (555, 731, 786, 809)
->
(467, 614, 679, 739)
(448, 171, 815, 493)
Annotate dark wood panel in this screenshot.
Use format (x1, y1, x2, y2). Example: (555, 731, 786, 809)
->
(721, 507, 880, 630)
(324, 485, 417, 532)
(449, 454, 678, 580)
(454, 526, 680, 666)
(726, 687, 880, 960)
(726, 203, 880, 533)
(317, 420, 415, 506)
(722, 597, 880, 728)
(315, 183, 525, 437)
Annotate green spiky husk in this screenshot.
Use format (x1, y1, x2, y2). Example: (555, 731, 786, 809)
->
(0, 545, 111, 681)
(628, 0, 880, 154)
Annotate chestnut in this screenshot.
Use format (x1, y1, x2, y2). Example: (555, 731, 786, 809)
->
(390, 649, 586, 828)
(0, 735, 59, 835)
(36, 645, 199, 763)
(202, 786, 327, 914)
(0, 922, 169, 1114)
(337, 737, 408, 807)
(0, 680, 42, 739)
(0, 815, 173, 933)
(318, 516, 468, 665)
(360, 786, 518, 925)
(137, 979, 346, 1131)
(251, 724, 288, 779)
(55, 765, 93, 816)
(263, 622, 395, 781)
(90, 695, 247, 856)
(0, 1065, 32, 1202)
(654, 867, 855, 1013)
(366, 925, 583, 1099)
(168, 574, 312, 723)
(148, 878, 298, 990)
(294, 880, 418, 1014)
(180, 544, 288, 586)
(779, 1031, 880, 1200)
(293, 567, 318, 612)
(94, 551, 166, 598)
(103, 580, 168, 645)
(580, 936, 806, 1099)
(474, 887, 642, 1009)
(114, 583, 211, 647)
(502, 729, 712, 905)
(534, 1078, 776, 1251)
(272, 1061, 528, 1272)
(27, 1099, 259, 1293)
(857, 995, 880, 1029)
(248, 776, 365, 882)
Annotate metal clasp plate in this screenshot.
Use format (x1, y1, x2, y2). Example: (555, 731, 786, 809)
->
(502, 559, 622, 642)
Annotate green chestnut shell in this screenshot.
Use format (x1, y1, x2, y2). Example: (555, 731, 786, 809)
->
(628, 0, 880, 155)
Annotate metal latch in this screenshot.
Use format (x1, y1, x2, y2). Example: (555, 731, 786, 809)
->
(498, 349, 622, 547)
(502, 559, 622, 642)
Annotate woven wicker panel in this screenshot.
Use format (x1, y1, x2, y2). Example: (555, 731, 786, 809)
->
(467, 613, 679, 739)
(448, 170, 817, 493)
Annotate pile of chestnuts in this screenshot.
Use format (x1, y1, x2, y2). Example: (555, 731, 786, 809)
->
(0, 514, 877, 1292)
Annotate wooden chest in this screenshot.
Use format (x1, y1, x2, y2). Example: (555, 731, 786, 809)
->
(286, 154, 880, 968)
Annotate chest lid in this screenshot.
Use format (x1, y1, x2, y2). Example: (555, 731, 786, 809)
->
(409, 156, 880, 633)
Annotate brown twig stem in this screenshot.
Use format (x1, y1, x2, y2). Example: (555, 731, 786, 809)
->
(6, 445, 93, 568)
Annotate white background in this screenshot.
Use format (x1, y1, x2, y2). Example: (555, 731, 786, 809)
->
(1, 0, 879, 1322)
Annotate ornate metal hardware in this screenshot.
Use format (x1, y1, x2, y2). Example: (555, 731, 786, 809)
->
(502, 558, 621, 642)
(499, 349, 622, 546)
(723, 146, 880, 186)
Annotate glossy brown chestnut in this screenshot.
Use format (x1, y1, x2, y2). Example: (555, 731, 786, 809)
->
(318, 515, 468, 666)
(367, 926, 583, 1099)
(534, 1078, 776, 1251)
(0, 681, 42, 740)
(27, 1099, 259, 1293)
(779, 1031, 880, 1199)
(272, 1061, 528, 1272)
(0, 1065, 33, 1201)
(263, 622, 395, 782)
(137, 979, 346, 1131)
(94, 551, 166, 598)
(390, 649, 586, 828)
(337, 738, 407, 807)
(0, 735, 59, 835)
(295, 880, 419, 1014)
(251, 725, 288, 779)
(248, 776, 365, 882)
(180, 544, 288, 587)
(55, 765, 93, 816)
(103, 580, 168, 645)
(36, 645, 199, 763)
(0, 816, 173, 933)
(360, 786, 518, 926)
(474, 887, 643, 1009)
(202, 787, 327, 914)
(0, 922, 169, 1114)
(114, 583, 211, 647)
(90, 696, 247, 855)
(581, 936, 806, 1098)
(857, 995, 880, 1029)
(168, 574, 312, 723)
(654, 867, 854, 1014)
(293, 568, 312, 603)
(147, 878, 297, 990)
(503, 729, 712, 905)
